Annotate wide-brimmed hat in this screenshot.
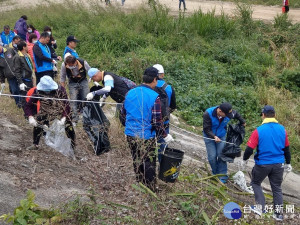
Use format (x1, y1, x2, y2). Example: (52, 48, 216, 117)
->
(37, 75, 58, 91)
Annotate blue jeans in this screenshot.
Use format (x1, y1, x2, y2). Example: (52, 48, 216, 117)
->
(158, 125, 170, 163)
(8, 78, 20, 106)
(204, 135, 227, 179)
(179, 0, 186, 9)
(68, 79, 89, 122)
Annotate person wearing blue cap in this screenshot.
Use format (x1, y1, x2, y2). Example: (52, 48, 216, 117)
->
(121, 67, 174, 191)
(86, 68, 136, 107)
(242, 105, 292, 221)
(24, 76, 75, 151)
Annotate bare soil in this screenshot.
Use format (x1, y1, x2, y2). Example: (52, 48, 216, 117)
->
(1, 0, 300, 23)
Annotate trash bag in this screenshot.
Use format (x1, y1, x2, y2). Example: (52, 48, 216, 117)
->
(83, 100, 111, 155)
(45, 119, 75, 159)
(233, 171, 254, 194)
(220, 123, 245, 162)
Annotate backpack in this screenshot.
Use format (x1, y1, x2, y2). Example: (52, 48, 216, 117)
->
(154, 82, 170, 122)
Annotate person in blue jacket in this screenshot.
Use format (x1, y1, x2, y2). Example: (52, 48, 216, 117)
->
(33, 32, 61, 84)
(242, 105, 292, 221)
(203, 102, 245, 183)
(1, 25, 16, 47)
(63, 36, 79, 58)
(121, 67, 173, 191)
(153, 64, 176, 162)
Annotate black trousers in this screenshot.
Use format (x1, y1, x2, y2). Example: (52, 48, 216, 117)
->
(33, 115, 76, 148)
(35, 70, 54, 85)
(127, 136, 156, 190)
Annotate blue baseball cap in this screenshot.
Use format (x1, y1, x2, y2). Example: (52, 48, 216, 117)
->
(261, 105, 275, 115)
(88, 68, 100, 78)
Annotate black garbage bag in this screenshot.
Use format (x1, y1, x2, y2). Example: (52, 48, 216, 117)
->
(220, 124, 245, 163)
(82, 97, 111, 156)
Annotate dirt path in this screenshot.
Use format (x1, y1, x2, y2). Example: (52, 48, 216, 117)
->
(1, 0, 300, 23)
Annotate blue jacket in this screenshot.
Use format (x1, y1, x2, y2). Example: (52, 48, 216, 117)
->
(33, 41, 53, 73)
(63, 46, 79, 58)
(124, 85, 159, 139)
(1, 31, 15, 45)
(254, 121, 287, 165)
(205, 106, 231, 138)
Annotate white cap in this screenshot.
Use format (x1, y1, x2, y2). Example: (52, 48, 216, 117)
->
(64, 52, 72, 61)
(153, 64, 164, 74)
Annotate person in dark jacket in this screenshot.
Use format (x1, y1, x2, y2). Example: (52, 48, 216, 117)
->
(24, 76, 75, 151)
(242, 105, 291, 221)
(121, 67, 173, 191)
(0, 45, 20, 106)
(33, 32, 61, 84)
(60, 53, 90, 123)
(14, 15, 28, 41)
(153, 64, 176, 162)
(86, 68, 136, 105)
(203, 102, 245, 183)
(43, 26, 58, 59)
(13, 41, 34, 109)
(9, 35, 21, 53)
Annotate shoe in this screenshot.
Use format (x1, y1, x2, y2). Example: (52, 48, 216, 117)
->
(250, 205, 263, 216)
(273, 213, 283, 221)
(26, 144, 39, 150)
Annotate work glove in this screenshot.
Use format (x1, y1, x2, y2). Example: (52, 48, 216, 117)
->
(163, 134, 174, 144)
(57, 117, 66, 126)
(52, 59, 57, 65)
(28, 116, 38, 127)
(53, 65, 58, 72)
(42, 125, 49, 130)
(19, 83, 27, 91)
(1, 83, 5, 89)
(86, 92, 95, 101)
(284, 164, 292, 172)
(100, 97, 106, 107)
(93, 81, 101, 87)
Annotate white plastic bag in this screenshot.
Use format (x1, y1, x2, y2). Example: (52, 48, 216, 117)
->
(45, 119, 75, 159)
(233, 171, 254, 194)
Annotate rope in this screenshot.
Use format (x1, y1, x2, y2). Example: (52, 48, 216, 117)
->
(170, 123, 235, 145)
(0, 92, 123, 105)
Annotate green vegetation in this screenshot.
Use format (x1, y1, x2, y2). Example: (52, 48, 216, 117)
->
(0, 1, 299, 167)
(0, 2, 299, 222)
(209, 0, 300, 8)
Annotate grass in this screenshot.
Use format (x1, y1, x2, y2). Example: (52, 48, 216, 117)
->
(0, 1, 299, 222)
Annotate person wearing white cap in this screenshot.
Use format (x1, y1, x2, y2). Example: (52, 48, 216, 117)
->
(60, 53, 91, 123)
(153, 64, 176, 163)
(86, 68, 136, 107)
(24, 76, 75, 150)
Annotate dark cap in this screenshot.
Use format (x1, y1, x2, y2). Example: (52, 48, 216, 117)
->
(66, 36, 79, 44)
(144, 67, 159, 78)
(261, 105, 275, 115)
(219, 102, 233, 118)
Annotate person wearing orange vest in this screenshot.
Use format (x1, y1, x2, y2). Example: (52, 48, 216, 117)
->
(24, 76, 75, 151)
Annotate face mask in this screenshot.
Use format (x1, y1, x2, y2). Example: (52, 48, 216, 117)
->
(28, 29, 32, 33)
(47, 31, 51, 35)
(13, 44, 17, 48)
(33, 40, 37, 44)
(68, 66, 76, 69)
